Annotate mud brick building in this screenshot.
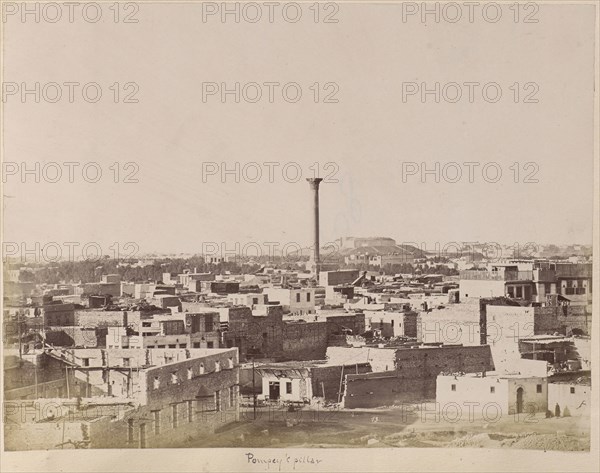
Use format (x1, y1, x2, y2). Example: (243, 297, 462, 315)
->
(343, 345, 494, 408)
(223, 305, 328, 362)
(4, 347, 239, 450)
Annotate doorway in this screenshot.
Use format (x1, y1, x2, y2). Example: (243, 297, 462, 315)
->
(269, 381, 280, 400)
(516, 387, 524, 414)
(139, 423, 146, 449)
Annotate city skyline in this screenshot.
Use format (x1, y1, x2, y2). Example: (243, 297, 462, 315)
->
(2, 4, 595, 252)
(1, 1, 597, 471)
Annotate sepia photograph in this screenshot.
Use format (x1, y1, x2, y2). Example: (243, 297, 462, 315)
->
(1, 1, 599, 472)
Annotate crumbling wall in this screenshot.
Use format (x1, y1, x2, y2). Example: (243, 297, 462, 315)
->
(4, 353, 70, 392)
(532, 307, 562, 334)
(557, 305, 591, 335)
(344, 371, 436, 408)
(402, 313, 419, 338)
(45, 326, 102, 348)
(225, 306, 284, 361)
(326, 314, 365, 337)
(343, 345, 494, 408)
(143, 350, 238, 408)
(281, 322, 328, 361)
(418, 302, 481, 346)
(311, 363, 372, 402)
(76, 311, 128, 329)
(395, 345, 493, 377)
(88, 399, 238, 449)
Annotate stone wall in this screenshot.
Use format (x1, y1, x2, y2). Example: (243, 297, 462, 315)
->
(343, 345, 494, 408)
(281, 322, 328, 361)
(311, 363, 372, 402)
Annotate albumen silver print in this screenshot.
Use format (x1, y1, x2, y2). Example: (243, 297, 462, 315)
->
(1, 1, 598, 472)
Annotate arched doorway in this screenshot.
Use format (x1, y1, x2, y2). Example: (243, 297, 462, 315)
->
(516, 387, 524, 414)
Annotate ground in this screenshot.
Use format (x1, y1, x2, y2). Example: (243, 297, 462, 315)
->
(179, 404, 590, 451)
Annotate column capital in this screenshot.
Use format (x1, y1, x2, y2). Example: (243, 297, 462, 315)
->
(306, 178, 323, 190)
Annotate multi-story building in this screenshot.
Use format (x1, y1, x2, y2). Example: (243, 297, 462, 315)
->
(364, 307, 419, 338)
(264, 287, 316, 315)
(460, 261, 592, 306)
(4, 347, 239, 449)
(227, 293, 268, 308)
(175, 271, 214, 289)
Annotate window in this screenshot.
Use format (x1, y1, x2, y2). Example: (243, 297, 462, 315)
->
(171, 372, 179, 384)
(123, 358, 130, 367)
(187, 400, 193, 423)
(490, 386, 495, 394)
(215, 390, 221, 411)
(187, 367, 193, 380)
(536, 384, 542, 393)
(139, 423, 146, 449)
(306, 293, 311, 302)
(286, 382, 292, 394)
(207, 342, 214, 348)
(168, 344, 176, 348)
(253, 298, 259, 305)
(127, 419, 134, 442)
(153, 377, 160, 390)
(157, 345, 165, 349)
(193, 342, 201, 348)
(451, 384, 456, 391)
(179, 343, 187, 349)
(153, 410, 161, 435)
(82, 358, 90, 367)
(229, 386, 235, 406)
(516, 286, 523, 298)
(296, 293, 301, 303)
(570, 387, 576, 394)
(172, 404, 178, 428)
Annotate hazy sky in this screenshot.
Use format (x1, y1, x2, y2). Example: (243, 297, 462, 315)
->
(2, 3, 596, 257)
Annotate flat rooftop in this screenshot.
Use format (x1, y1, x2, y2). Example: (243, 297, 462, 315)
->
(439, 371, 544, 380)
